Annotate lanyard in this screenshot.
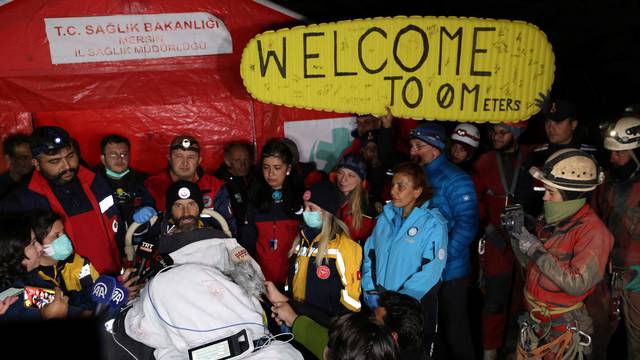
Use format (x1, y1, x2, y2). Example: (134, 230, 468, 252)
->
(496, 150, 523, 206)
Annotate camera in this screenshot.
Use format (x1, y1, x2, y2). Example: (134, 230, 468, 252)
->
(500, 204, 524, 234)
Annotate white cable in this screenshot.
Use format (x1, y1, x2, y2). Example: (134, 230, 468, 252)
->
(253, 331, 295, 351)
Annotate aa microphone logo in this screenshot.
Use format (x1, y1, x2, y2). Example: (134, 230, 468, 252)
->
(111, 288, 126, 305)
(93, 282, 109, 299)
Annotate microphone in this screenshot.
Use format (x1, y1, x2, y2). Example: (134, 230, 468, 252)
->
(91, 275, 116, 316)
(109, 281, 129, 311)
(137, 254, 174, 284)
(133, 240, 156, 279)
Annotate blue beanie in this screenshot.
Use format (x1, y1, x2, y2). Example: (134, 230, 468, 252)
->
(337, 153, 367, 180)
(494, 121, 527, 139)
(409, 123, 446, 150)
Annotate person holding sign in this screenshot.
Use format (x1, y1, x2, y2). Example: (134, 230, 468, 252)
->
(401, 122, 479, 360)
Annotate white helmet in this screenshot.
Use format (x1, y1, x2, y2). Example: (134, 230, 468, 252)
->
(451, 123, 480, 148)
(603, 116, 640, 151)
(530, 148, 604, 192)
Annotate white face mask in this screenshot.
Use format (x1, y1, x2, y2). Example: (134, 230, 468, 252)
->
(303, 211, 323, 229)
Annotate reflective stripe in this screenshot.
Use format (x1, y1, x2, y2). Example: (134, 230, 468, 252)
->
(341, 289, 361, 310)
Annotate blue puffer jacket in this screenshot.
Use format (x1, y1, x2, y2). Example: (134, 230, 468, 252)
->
(362, 201, 448, 301)
(425, 155, 478, 281)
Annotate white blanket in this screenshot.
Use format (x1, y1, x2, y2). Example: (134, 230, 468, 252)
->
(124, 237, 302, 360)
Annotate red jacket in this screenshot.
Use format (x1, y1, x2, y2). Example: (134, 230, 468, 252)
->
(145, 170, 224, 212)
(239, 203, 301, 286)
(473, 144, 537, 227)
(28, 167, 123, 275)
(526, 205, 613, 309)
(593, 175, 640, 268)
(337, 200, 375, 245)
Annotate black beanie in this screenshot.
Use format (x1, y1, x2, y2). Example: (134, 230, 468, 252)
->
(303, 181, 340, 216)
(166, 180, 204, 211)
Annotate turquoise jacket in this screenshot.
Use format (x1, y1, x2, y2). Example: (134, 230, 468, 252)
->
(362, 201, 448, 301)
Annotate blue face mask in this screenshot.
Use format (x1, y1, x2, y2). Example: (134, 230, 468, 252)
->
(43, 234, 74, 261)
(303, 211, 323, 229)
(105, 168, 130, 179)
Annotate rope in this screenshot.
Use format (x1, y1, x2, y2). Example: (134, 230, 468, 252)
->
(525, 291, 584, 322)
(517, 322, 586, 360)
(518, 292, 590, 360)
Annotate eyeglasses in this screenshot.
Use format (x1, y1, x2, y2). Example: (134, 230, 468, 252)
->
(455, 129, 480, 141)
(106, 152, 129, 160)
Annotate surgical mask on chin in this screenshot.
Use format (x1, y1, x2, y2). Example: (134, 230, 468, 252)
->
(105, 168, 130, 179)
(303, 211, 323, 229)
(43, 234, 74, 261)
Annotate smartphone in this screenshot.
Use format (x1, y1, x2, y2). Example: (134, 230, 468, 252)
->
(23, 286, 55, 309)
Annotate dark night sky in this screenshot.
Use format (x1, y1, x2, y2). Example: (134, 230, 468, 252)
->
(270, 0, 640, 139)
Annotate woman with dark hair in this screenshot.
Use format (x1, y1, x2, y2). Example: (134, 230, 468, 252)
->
(27, 211, 141, 316)
(26, 211, 101, 316)
(0, 215, 69, 320)
(361, 162, 448, 358)
(334, 154, 376, 244)
(239, 139, 303, 287)
(0, 216, 33, 290)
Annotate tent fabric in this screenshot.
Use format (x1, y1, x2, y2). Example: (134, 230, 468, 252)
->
(0, 0, 340, 175)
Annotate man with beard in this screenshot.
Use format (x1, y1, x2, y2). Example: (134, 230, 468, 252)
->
(407, 123, 478, 360)
(141, 135, 235, 235)
(0, 126, 123, 275)
(587, 113, 640, 359)
(135, 180, 210, 239)
(473, 121, 535, 360)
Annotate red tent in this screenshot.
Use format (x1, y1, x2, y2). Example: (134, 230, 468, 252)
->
(0, 0, 337, 173)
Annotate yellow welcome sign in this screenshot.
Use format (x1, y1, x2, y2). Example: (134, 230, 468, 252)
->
(240, 16, 554, 123)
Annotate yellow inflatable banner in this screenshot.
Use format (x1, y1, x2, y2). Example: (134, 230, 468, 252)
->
(240, 16, 554, 123)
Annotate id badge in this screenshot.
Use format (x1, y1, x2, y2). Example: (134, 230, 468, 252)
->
(269, 238, 278, 251)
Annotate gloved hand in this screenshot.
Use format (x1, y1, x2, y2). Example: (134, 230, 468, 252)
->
(624, 265, 640, 293)
(132, 206, 157, 224)
(364, 293, 380, 310)
(513, 226, 543, 257)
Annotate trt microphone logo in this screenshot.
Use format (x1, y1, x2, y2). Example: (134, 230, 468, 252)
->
(139, 242, 154, 253)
